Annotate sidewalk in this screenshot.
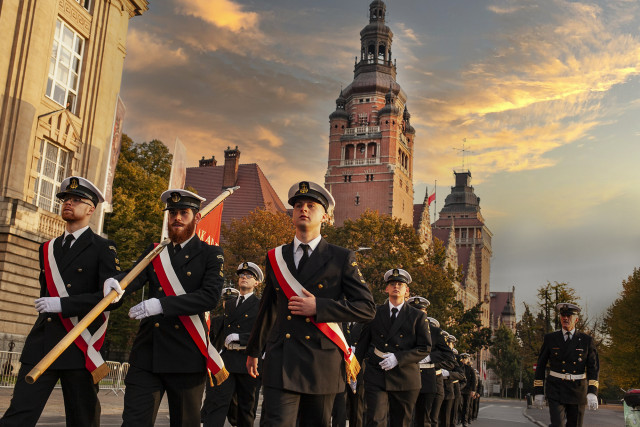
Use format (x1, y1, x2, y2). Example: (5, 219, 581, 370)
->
(524, 402, 624, 427)
(0, 387, 168, 418)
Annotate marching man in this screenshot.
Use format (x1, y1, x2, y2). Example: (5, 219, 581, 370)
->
(246, 181, 376, 426)
(534, 302, 599, 427)
(1, 177, 119, 426)
(104, 189, 224, 426)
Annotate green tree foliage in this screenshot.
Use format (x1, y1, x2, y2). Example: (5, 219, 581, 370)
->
(220, 207, 295, 295)
(601, 268, 640, 391)
(536, 281, 579, 332)
(103, 134, 172, 357)
(447, 302, 492, 355)
(487, 324, 521, 397)
(516, 303, 546, 395)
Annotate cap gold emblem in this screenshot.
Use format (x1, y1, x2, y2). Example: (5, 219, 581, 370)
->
(299, 182, 309, 194)
(171, 192, 181, 202)
(69, 178, 79, 189)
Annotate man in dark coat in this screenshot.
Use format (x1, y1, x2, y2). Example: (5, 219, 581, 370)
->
(246, 181, 376, 427)
(1, 177, 119, 427)
(105, 189, 224, 426)
(408, 304, 456, 427)
(439, 335, 466, 427)
(332, 320, 366, 427)
(534, 303, 599, 427)
(201, 262, 263, 427)
(356, 269, 432, 427)
(459, 353, 478, 427)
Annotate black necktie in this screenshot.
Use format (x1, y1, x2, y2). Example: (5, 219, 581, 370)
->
(565, 331, 571, 342)
(391, 307, 398, 324)
(62, 234, 75, 256)
(297, 244, 310, 273)
(237, 295, 245, 307)
(173, 244, 182, 256)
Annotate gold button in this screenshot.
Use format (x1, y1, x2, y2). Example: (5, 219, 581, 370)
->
(318, 284, 323, 289)
(228, 324, 231, 328)
(174, 325, 180, 329)
(400, 334, 403, 338)
(77, 268, 82, 273)
(562, 361, 565, 364)
(286, 333, 291, 339)
(158, 287, 163, 292)
(47, 317, 52, 322)
(305, 336, 310, 340)
(380, 334, 384, 338)
(237, 325, 241, 328)
(187, 272, 191, 277)
(287, 315, 292, 320)
(185, 255, 189, 259)
(245, 314, 248, 317)
(396, 344, 399, 347)
(155, 323, 160, 327)
(306, 317, 311, 323)
(384, 343, 388, 347)
(66, 284, 71, 288)
(275, 288, 280, 291)
(562, 369, 566, 373)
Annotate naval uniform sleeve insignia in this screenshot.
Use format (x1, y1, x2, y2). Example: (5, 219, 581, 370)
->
(217, 254, 224, 261)
(109, 245, 117, 252)
(115, 258, 120, 264)
(116, 266, 121, 271)
(351, 261, 358, 266)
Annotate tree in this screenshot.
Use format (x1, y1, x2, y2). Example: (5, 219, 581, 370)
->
(446, 302, 492, 355)
(102, 134, 172, 358)
(487, 324, 521, 397)
(537, 281, 579, 332)
(322, 210, 458, 321)
(601, 268, 640, 391)
(220, 207, 295, 296)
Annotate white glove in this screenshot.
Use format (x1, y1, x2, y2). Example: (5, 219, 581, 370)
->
(419, 355, 432, 364)
(587, 393, 598, 410)
(104, 278, 124, 303)
(129, 298, 163, 320)
(35, 297, 62, 313)
(534, 394, 545, 409)
(225, 333, 240, 348)
(441, 369, 450, 378)
(379, 353, 398, 371)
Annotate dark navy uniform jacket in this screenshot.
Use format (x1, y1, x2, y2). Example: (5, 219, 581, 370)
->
(419, 325, 456, 395)
(355, 303, 432, 391)
(534, 329, 599, 404)
(216, 294, 260, 374)
(246, 238, 376, 395)
(117, 236, 224, 373)
(21, 228, 119, 369)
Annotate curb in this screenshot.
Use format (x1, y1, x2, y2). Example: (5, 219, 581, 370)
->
(522, 407, 546, 427)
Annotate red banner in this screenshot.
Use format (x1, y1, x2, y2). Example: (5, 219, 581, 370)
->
(427, 192, 436, 206)
(197, 202, 224, 246)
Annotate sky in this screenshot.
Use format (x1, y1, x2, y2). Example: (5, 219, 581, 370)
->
(120, 0, 640, 320)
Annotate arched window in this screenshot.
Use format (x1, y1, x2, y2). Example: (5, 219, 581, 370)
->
(378, 44, 386, 62)
(344, 144, 355, 161)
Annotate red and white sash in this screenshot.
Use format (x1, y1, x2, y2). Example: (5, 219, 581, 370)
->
(42, 239, 109, 382)
(151, 244, 228, 385)
(268, 245, 361, 382)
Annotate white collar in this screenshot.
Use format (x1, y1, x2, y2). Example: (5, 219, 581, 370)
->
(388, 301, 404, 313)
(562, 328, 576, 336)
(293, 235, 322, 253)
(64, 226, 89, 241)
(175, 234, 195, 249)
(238, 292, 253, 299)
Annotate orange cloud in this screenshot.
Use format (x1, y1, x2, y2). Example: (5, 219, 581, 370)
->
(174, 0, 259, 32)
(124, 29, 188, 71)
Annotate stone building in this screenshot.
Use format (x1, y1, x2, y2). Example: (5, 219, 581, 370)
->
(325, 0, 415, 226)
(0, 0, 148, 351)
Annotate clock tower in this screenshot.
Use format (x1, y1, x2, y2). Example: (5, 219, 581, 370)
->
(325, 0, 415, 226)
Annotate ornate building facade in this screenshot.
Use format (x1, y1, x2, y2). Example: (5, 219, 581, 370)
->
(0, 0, 147, 350)
(325, 0, 415, 226)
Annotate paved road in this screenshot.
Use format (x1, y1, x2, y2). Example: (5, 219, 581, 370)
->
(525, 401, 624, 427)
(473, 398, 534, 426)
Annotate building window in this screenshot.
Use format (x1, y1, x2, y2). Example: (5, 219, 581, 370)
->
(34, 140, 72, 214)
(344, 175, 352, 182)
(75, 0, 91, 10)
(46, 19, 85, 114)
(366, 174, 374, 181)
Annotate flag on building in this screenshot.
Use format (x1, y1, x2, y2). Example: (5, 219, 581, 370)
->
(427, 191, 436, 206)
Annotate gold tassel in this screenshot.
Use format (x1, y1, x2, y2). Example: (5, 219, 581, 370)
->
(213, 367, 230, 385)
(345, 357, 361, 383)
(91, 363, 110, 384)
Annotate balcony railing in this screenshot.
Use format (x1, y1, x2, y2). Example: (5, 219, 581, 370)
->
(344, 126, 380, 136)
(341, 158, 381, 166)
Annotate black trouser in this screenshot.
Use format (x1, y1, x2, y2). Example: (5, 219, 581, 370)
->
(471, 395, 480, 419)
(122, 366, 205, 427)
(364, 383, 420, 427)
(347, 378, 365, 427)
(439, 398, 453, 427)
(261, 386, 335, 427)
(461, 392, 473, 424)
(414, 392, 431, 427)
(201, 371, 260, 427)
(548, 398, 586, 427)
(332, 390, 347, 427)
(0, 363, 100, 427)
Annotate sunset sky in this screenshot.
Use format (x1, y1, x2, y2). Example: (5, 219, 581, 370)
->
(120, 0, 640, 319)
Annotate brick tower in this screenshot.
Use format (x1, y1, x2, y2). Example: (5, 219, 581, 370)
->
(325, 0, 415, 226)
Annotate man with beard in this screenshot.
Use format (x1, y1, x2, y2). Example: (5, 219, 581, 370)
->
(246, 181, 376, 427)
(201, 262, 263, 427)
(534, 303, 599, 427)
(355, 269, 432, 427)
(104, 189, 224, 426)
(1, 177, 119, 427)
